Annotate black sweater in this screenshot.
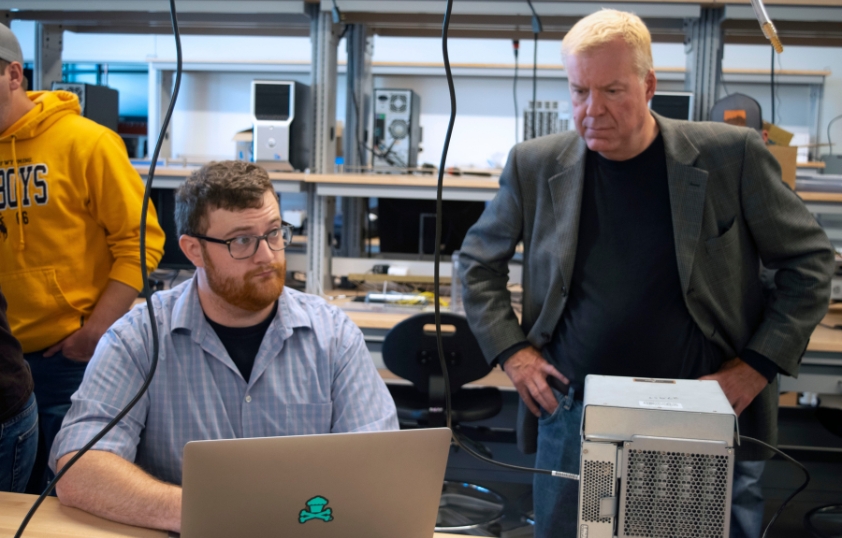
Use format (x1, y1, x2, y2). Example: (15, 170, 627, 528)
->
(0, 288, 33, 423)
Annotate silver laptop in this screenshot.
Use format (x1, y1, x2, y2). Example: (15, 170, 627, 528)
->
(181, 428, 452, 538)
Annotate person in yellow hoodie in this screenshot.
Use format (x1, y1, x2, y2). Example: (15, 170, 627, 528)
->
(0, 25, 164, 493)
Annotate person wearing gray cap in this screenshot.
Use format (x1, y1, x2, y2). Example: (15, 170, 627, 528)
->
(0, 25, 39, 496)
(0, 23, 165, 495)
(0, 286, 37, 495)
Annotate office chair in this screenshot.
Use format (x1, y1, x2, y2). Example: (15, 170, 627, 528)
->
(381, 312, 503, 433)
(382, 312, 505, 535)
(804, 398, 842, 538)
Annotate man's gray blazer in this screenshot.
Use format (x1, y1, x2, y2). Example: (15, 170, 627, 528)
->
(459, 113, 834, 460)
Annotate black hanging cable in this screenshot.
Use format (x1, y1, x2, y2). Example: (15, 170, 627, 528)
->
(826, 114, 842, 156)
(332, 0, 349, 39)
(352, 91, 366, 167)
(433, 0, 577, 481)
(348, 37, 368, 169)
(531, 33, 538, 140)
(770, 45, 776, 125)
(775, 52, 784, 124)
(740, 436, 811, 538)
(513, 40, 520, 145)
(718, 52, 730, 97)
(13, 1, 182, 535)
(331, 0, 344, 24)
(525, 0, 542, 140)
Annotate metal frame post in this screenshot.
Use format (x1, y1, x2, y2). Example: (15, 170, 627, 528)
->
(339, 24, 373, 258)
(306, 4, 340, 295)
(147, 65, 174, 160)
(808, 83, 824, 161)
(684, 7, 724, 122)
(34, 23, 63, 91)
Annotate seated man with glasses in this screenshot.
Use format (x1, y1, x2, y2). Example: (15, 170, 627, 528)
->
(48, 161, 398, 533)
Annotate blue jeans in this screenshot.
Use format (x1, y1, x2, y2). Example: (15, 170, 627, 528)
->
(533, 387, 584, 538)
(24, 350, 88, 494)
(730, 460, 766, 538)
(0, 393, 39, 493)
(533, 389, 767, 538)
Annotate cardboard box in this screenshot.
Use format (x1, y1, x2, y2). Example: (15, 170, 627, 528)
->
(762, 121, 794, 147)
(768, 144, 797, 189)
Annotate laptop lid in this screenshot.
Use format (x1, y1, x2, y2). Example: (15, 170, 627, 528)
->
(181, 428, 451, 538)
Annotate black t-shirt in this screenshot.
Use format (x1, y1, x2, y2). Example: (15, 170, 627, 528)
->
(545, 134, 725, 390)
(0, 288, 33, 423)
(205, 302, 278, 383)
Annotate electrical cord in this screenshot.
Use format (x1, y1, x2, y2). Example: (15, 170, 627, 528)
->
(433, 0, 577, 482)
(717, 54, 731, 97)
(513, 40, 519, 145)
(364, 139, 407, 169)
(332, 0, 349, 40)
(770, 45, 776, 125)
(775, 52, 784, 124)
(380, 138, 405, 167)
(349, 67, 368, 166)
(530, 33, 538, 140)
(13, 1, 182, 535)
(525, 0, 542, 141)
(739, 435, 811, 538)
(827, 114, 842, 155)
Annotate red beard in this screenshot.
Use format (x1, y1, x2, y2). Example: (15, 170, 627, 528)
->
(203, 248, 286, 312)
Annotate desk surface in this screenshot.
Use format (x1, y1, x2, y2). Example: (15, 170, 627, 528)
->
(379, 366, 514, 390)
(809, 306, 842, 353)
(337, 296, 842, 355)
(134, 165, 307, 182)
(0, 493, 463, 538)
(309, 172, 499, 190)
(799, 191, 842, 204)
(0, 492, 165, 538)
(134, 165, 842, 196)
(134, 166, 497, 188)
(135, 164, 842, 206)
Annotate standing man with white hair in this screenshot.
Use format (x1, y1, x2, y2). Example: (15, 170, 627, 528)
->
(459, 9, 833, 538)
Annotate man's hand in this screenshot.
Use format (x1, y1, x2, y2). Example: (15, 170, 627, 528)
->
(44, 280, 140, 362)
(503, 346, 569, 417)
(699, 358, 767, 416)
(43, 323, 105, 362)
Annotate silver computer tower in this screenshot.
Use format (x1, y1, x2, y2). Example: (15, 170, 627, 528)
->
(373, 88, 421, 171)
(251, 80, 311, 171)
(578, 375, 736, 538)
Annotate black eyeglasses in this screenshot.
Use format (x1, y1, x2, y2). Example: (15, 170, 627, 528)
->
(191, 224, 294, 260)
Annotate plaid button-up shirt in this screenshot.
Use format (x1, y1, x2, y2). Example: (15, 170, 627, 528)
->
(51, 279, 398, 485)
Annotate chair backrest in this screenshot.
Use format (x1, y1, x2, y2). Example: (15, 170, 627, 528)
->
(816, 405, 842, 438)
(382, 312, 491, 394)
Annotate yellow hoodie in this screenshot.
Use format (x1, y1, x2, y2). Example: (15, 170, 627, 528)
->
(0, 91, 164, 353)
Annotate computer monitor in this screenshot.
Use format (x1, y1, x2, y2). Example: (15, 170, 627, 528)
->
(253, 82, 292, 121)
(376, 198, 485, 256)
(650, 91, 694, 121)
(151, 188, 194, 270)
